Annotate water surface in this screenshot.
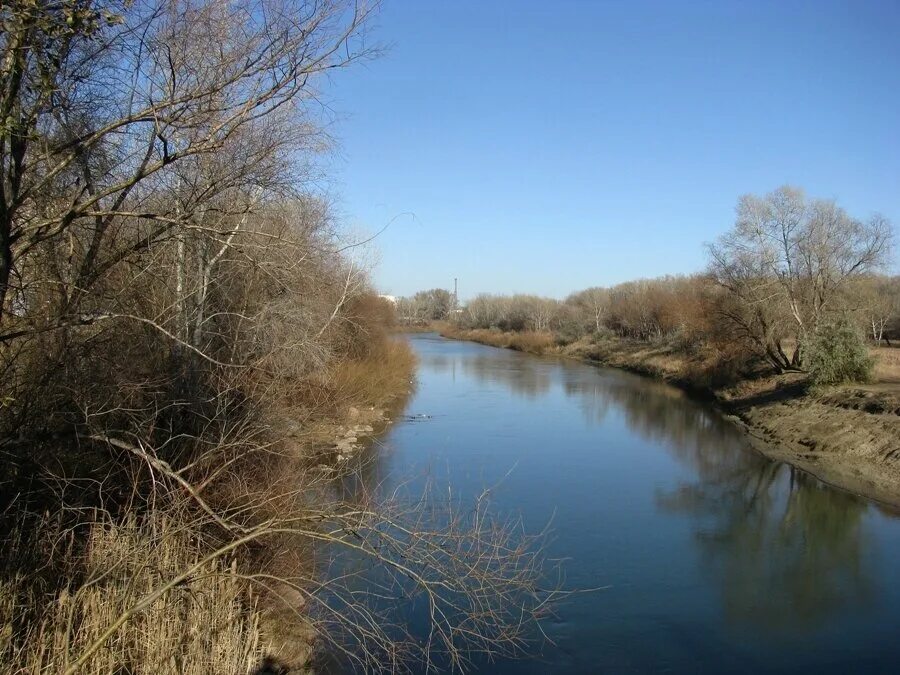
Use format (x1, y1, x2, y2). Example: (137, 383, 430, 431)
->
(346, 334, 900, 673)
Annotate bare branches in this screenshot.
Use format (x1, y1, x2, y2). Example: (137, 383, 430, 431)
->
(0, 4, 562, 673)
(708, 185, 894, 370)
(0, 0, 379, 326)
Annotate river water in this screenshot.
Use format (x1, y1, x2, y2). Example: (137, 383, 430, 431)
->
(338, 333, 900, 673)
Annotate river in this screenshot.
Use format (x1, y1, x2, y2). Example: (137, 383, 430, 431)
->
(334, 333, 900, 673)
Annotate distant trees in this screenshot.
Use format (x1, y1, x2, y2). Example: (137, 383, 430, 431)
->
(564, 276, 713, 344)
(417, 288, 455, 320)
(708, 186, 892, 371)
(526, 296, 557, 332)
(851, 275, 900, 345)
(397, 288, 454, 323)
(452, 187, 895, 383)
(566, 287, 609, 333)
(456, 279, 709, 343)
(457, 294, 559, 332)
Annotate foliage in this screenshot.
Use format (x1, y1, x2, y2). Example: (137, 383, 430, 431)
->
(805, 318, 875, 386)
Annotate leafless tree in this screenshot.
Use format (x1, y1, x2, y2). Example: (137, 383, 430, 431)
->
(398, 288, 454, 324)
(850, 275, 900, 345)
(0, 0, 377, 337)
(708, 186, 893, 370)
(566, 286, 610, 334)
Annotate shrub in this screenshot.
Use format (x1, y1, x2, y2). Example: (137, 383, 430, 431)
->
(805, 318, 875, 385)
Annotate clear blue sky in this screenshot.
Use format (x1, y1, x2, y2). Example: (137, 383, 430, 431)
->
(327, 0, 900, 300)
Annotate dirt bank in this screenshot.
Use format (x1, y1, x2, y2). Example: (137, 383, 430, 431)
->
(440, 326, 900, 508)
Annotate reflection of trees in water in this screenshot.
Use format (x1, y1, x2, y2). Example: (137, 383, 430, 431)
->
(421, 354, 455, 374)
(458, 354, 552, 399)
(562, 365, 745, 473)
(659, 452, 872, 631)
(391, 343, 875, 634)
(561, 378, 612, 425)
(558, 363, 875, 631)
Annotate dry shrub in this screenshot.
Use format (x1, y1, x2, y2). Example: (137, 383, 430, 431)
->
(506, 331, 555, 354)
(280, 294, 415, 419)
(287, 338, 415, 419)
(334, 294, 400, 359)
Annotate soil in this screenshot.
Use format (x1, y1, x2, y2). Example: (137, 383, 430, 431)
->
(722, 379, 900, 508)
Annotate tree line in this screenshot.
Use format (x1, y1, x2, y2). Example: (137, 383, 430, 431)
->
(408, 186, 896, 379)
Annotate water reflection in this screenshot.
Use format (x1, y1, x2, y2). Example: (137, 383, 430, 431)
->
(457, 354, 552, 399)
(659, 450, 872, 630)
(562, 365, 737, 462)
(556, 356, 877, 630)
(337, 336, 899, 672)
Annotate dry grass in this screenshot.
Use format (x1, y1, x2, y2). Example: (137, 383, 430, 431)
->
(0, 512, 265, 675)
(0, 335, 418, 675)
(328, 340, 417, 409)
(872, 345, 900, 384)
(278, 338, 416, 422)
(447, 327, 758, 393)
(390, 322, 442, 334)
(441, 327, 555, 355)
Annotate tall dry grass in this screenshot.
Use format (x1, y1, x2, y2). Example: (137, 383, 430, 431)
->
(873, 346, 900, 384)
(0, 510, 264, 675)
(328, 340, 417, 409)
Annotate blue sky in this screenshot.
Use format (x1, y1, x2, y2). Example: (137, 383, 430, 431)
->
(327, 0, 900, 300)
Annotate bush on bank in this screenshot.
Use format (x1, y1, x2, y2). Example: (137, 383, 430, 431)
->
(805, 319, 875, 386)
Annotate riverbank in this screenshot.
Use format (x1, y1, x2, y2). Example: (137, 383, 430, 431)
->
(0, 339, 417, 674)
(255, 339, 417, 671)
(438, 325, 900, 507)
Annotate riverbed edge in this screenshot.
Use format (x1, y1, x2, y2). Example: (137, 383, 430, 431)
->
(435, 327, 900, 509)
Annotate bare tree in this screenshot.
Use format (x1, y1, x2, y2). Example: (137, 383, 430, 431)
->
(0, 0, 377, 336)
(522, 295, 557, 332)
(395, 288, 454, 325)
(708, 186, 893, 370)
(566, 286, 610, 334)
(851, 275, 900, 345)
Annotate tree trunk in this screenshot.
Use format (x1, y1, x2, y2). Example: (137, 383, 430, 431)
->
(0, 211, 11, 324)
